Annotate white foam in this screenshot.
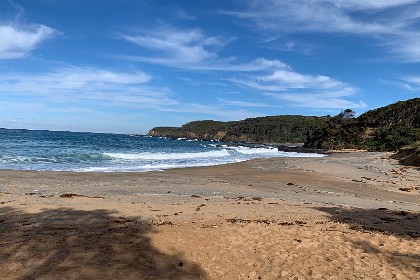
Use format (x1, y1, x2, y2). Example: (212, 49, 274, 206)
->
(228, 146, 279, 155)
(104, 149, 230, 161)
(277, 151, 327, 158)
(77, 158, 246, 172)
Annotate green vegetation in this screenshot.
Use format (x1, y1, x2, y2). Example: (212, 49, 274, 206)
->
(148, 98, 420, 155)
(304, 98, 420, 151)
(148, 115, 328, 144)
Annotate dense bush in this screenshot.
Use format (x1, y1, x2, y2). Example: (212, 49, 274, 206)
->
(148, 98, 420, 152)
(305, 98, 420, 151)
(148, 115, 328, 143)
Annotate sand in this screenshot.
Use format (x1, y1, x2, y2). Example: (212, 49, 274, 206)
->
(0, 152, 419, 279)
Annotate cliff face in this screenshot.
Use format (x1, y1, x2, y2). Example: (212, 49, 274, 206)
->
(147, 116, 328, 144)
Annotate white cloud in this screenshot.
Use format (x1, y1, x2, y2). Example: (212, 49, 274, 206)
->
(0, 67, 171, 109)
(393, 75, 420, 90)
(265, 92, 367, 109)
(230, 62, 356, 92)
(216, 98, 269, 107)
(121, 26, 362, 110)
(0, 66, 266, 121)
(228, 57, 361, 109)
(121, 26, 225, 67)
(157, 102, 263, 120)
(404, 76, 420, 85)
(389, 33, 420, 62)
(227, 0, 420, 61)
(120, 26, 298, 72)
(225, 1, 393, 34)
(332, 0, 417, 10)
(0, 24, 57, 59)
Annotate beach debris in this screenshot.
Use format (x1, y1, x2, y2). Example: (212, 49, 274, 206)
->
(226, 218, 273, 225)
(195, 204, 206, 211)
(109, 218, 133, 224)
(398, 211, 409, 216)
(252, 197, 263, 201)
(154, 220, 174, 226)
(287, 182, 294, 186)
(59, 193, 104, 199)
(178, 261, 184, 267)
(399, 187, 413, 192)
(191, 194, 201, 198)
(278, 222, 295, 226)
(0, 201, 13, 205)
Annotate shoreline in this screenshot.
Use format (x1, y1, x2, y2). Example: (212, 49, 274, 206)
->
(1, 152, 419, 279)
(1, 152, 418, 210)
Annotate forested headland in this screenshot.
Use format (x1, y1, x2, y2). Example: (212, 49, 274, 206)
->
(148, 98, 420, 165)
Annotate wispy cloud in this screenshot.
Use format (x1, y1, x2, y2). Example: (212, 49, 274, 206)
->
(394, 76, 420, 90)
(121, 26, 297, 72)
(121, 26, 231, 68)
(157, 102, 263, 120)
(216, 98, 270, 108)
(0, 24, 57, 59)
(0, 67, 170, 108)
(232, 70, 348, 91)
(0, 66, 264, 121)
(265, 92, 367, 109)
(226, 0, 420, 62)
(228, 59, 361, 109)
(331, 0, 418, 10)
(120, 25, 363, 109)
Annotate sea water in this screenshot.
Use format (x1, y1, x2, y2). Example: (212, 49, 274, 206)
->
(0, 128, 324, 172)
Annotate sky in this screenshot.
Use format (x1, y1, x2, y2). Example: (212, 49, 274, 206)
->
(0, 0, 419, 134)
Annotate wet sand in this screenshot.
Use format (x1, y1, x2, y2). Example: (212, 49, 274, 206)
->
(0, 152, 419, 279)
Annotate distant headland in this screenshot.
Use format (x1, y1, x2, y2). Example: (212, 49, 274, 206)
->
(148, 98, 420, 166)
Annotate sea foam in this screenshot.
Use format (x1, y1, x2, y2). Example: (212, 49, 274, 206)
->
(0, 129, 325, 172)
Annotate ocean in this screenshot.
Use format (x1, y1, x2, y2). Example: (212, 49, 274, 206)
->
(0, 128, 324, 172)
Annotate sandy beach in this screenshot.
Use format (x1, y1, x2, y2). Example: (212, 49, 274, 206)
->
(0, 152, 419, 279)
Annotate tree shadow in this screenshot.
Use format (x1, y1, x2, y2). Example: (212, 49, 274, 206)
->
(391, 148, 420, 169)
(0, 206, 208, 280)
(315, 207, 420, 273)
(315, 207, 420, 238)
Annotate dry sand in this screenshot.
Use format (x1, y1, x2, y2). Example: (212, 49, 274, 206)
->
(0, 152, 419, 279)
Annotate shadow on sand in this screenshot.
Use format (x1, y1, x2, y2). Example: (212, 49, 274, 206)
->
(316, 207, 420, 273)
(0, 206, 208, 280)
(315, 207, 420, 238)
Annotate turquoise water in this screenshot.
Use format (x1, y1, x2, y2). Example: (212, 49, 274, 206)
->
(0, 128, 324, 172)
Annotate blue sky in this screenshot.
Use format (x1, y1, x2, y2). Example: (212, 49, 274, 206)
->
(0, 0, 419, 134)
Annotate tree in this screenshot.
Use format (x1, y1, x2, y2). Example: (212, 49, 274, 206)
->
(340, 109, 356, 119)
